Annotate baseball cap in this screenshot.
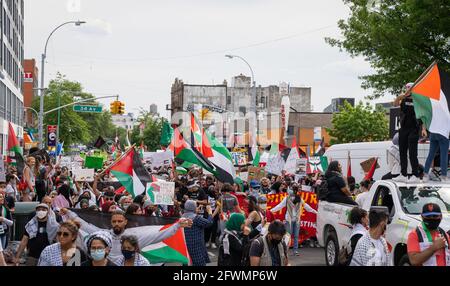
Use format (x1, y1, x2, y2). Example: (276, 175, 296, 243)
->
(186, 180, 199, 189)
(250, 180, 261, 189)
(422, 203, 442, 217)
(36, 203, 49, 210)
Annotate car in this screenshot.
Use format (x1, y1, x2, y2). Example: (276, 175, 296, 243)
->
(316, 180, 450, 266)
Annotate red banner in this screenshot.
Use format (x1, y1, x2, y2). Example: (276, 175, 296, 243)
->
(265, 193, 288, 222)
(299, 191, 318, 243)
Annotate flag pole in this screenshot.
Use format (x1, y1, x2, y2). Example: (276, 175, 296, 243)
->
(99, 143, 136, 176)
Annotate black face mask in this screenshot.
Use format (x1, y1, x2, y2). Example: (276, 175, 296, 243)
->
(423, 218, 441, 230)
(271, 238, 282, 246)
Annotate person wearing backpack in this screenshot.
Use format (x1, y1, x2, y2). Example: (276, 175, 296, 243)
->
(218, 213, 251, 266)
(407, 203, 450, 266)
(339, 207, 368, 266)
(249, 220, 289, 266)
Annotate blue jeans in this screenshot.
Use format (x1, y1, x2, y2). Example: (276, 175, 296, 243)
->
(284, 221, 300, 251)
(424, 133, 449, 177)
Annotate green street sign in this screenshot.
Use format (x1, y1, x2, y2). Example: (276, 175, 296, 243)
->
(73, 105, 102, 113)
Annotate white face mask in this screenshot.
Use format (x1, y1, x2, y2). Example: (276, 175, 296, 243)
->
(36, 210, 48, 219)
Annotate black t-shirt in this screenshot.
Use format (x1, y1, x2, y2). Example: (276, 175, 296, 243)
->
(400, 96, 420, 129)
(24, 221, 51, 259)
(249, 237, 287, 266)
(187, 189, 207, 201)
(221, 193, 239, 213)
(326, 174, 346, 198)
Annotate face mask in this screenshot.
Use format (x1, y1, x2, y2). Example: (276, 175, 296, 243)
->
(423, 218, 441, 230)
(36, 210, 48, 219)
(121, 249, 135, 260)
(91, 249, 106, 261)
(123, 203, 131, 210)
(271, 239, 282, 246)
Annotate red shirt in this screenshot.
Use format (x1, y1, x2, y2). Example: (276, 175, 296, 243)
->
(407, 229, 449, 266)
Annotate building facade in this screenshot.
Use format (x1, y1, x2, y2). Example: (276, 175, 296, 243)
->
(112, 113, 136, 131)
(23, 58, 38, 126)
(0, 0, 24, 155)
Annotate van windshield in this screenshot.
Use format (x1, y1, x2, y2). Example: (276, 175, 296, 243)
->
(398, 186, 450, 215)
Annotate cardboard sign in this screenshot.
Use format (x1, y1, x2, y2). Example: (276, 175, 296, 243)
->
(0, 160, 5, 182)
(147, 181, 175, 205)
(84, 156, 104, 170)
(360, 157, 380, 173)
(231, 152, 248, 166)
(143, 151, 173, 169)
(296, 158, 307, 176)
(247, 166, 266, 181)
(73, 168, 95, 182)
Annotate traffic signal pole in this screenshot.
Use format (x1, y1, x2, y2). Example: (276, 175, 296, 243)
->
(43, 95, 119, 116)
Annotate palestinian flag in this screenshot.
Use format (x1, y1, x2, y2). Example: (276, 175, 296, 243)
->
(364, 157, 378, 181)
(253, 149, 261, 167)
(160, 121, 174, 146)
(411, 63, 450, 138)
(201, 128, 213, 158)
(190, 113, 202, 152)
(171, 128, 215, 171)
(141, 224, 190, 265)
(204, 130, 235, 184)
(347, 151, 352, 178)
(7, 123, 24, 176)
(110, 148, 152, 198)
(308, 156, 328, 174)
(71, 209, 190, 265)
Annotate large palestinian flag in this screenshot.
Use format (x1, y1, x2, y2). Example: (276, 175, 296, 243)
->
(7, 123, 24, 176)
(71, 209, 190, 265)
(110, 148, 152, 198)
(411, 63, 450, 138)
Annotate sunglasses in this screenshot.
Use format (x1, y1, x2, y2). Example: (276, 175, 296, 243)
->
(105, 197, 114, 201)
(57, 231, 71, 238)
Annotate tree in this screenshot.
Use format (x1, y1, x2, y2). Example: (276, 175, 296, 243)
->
(32, 73, 116, 146)
(326, 101, 389, 144)
(130, 110, 165, 151)
(326, 0, 450, 99)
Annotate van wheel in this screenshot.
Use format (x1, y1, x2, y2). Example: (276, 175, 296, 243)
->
(398, 254, 411, 266)
(325, 232, 339, 266)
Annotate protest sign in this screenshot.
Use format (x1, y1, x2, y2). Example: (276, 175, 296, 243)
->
(265, 193, 288, 222)
(296, 158, 307, 176)
(73, 168, 95, 182)
(146, 181, 175, 205)
(0, 160, 5, 182)
(60, 156, 72, 168)
(231, 152, 248, 166)
(85, 156, 104, 170)
(360, 157, 380, 173)
(143, 151, 173, 169)
(299, 191, 318, 243)
(247, 166, 266, 181)
(265, 154, 285, 176)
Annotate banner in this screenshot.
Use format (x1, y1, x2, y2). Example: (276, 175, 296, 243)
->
(47, 125, 57, 147)
(265, 193, 288, 222)
(73, 168, 95, 182)
(299, 191, 318, 243)
(147, 181, 175, 205)
(84, 156, 104, 170)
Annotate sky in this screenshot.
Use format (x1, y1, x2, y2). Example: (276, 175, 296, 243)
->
(24, 0, 393, 119)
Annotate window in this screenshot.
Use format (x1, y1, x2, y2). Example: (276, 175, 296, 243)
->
(287, 125, 295, 136)
(371, 186, 395, 223)
(227, 96, 231, 105)
(239, 106, 246, 115)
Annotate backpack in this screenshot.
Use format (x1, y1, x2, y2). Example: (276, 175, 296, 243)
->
(317, 179, 329, 200)
(241, 234, 261, 266)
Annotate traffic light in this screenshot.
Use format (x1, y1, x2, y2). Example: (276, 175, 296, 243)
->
(117, 101, 125, 115)
(110, 101, 118, 114)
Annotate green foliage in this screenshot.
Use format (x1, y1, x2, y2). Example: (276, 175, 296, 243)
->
(326, 0, 450, 99)
(130, 109, 166, 151)
(326, 101, 389, 144)
(32, 73, 116, 146)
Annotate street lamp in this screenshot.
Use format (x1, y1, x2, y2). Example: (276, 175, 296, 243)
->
(38, 20, 86, 149)
(225, 54, 257, 148)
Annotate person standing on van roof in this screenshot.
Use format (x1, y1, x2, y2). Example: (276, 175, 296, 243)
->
(393, 82, 422, 183)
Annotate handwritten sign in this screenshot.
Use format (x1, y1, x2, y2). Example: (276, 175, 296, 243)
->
(143, 151, 173, 169)
(146, 181, 175, 205)
(73, 168, 95, 182)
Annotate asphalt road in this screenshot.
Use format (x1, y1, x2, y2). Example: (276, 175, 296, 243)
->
(206, 245, 326, 266)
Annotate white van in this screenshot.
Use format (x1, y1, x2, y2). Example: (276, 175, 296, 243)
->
(324, 141, 431, 183)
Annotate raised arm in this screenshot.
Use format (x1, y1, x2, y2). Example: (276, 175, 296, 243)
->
(270, 196, 288, 213)
(60, 209, 102, 234)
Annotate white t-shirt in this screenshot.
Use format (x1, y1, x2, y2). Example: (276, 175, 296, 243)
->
(369, 238, 388, 266)
(355, 191, 370, 207)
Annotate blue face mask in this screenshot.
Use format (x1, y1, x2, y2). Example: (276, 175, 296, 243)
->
(90, 249, 106, 261)
(122, 249, 136, 260)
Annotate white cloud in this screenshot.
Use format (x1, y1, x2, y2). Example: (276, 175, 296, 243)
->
(77, 18, 112, 37)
